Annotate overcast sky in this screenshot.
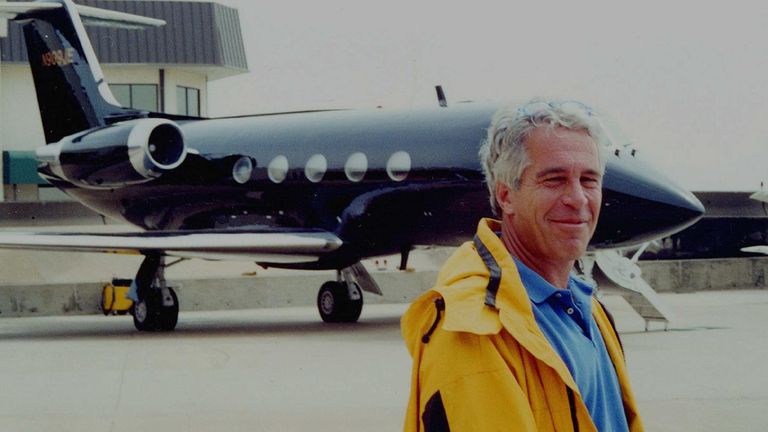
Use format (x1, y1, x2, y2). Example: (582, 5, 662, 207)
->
(209, 0, 768, 192)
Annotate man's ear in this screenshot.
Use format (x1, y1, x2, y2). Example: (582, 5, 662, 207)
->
(496, 182, 516, 216)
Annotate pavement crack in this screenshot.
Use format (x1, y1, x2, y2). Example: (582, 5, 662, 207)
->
(110, 351, 130, 431)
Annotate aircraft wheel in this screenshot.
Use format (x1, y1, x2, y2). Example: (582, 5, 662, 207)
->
(317, 281, 363, 323)
(157, 288, 179, 331)
(132, 287, 179, 332)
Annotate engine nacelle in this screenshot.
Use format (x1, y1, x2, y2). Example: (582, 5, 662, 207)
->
(36, 118, 187, 188)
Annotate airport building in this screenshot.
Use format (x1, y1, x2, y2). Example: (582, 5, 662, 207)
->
(0, 0, 247, 202)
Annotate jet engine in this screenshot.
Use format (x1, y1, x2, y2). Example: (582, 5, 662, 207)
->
(36, 118, 187, 188)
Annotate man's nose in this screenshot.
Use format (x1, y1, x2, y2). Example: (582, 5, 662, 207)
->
(561, 180, 589, 208)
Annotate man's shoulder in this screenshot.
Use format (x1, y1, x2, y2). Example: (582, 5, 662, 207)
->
(402, 287, 502, 351)
(433, 241, 485, 285)
(402, 290, 508, 364)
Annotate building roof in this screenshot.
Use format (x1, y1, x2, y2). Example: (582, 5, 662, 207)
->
(0, 0, 248, 80)
(694, 191, 768, 219)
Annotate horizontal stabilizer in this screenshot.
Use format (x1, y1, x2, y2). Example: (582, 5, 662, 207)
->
(0, 1, 165, 28)
(0, 229, 343, 263)
(75, 4, 165, 29)
(0, 2, 59, 18)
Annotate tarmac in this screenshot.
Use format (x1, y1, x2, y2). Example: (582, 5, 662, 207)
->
(0, 289, 766, 431)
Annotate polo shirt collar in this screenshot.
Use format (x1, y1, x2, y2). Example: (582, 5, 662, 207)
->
(513, 257, 560, 304)
(513, 257, 595, 305)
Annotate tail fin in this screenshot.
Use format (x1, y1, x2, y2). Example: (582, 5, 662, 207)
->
(0, 0, 165, 143)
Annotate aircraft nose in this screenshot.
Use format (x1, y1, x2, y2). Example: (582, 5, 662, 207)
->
(590, 151, 705, 249)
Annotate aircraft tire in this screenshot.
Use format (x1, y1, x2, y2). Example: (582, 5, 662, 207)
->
(317, 281, 363, 323)
(132, 287, 179, 331)
(157, 288, 179, 331)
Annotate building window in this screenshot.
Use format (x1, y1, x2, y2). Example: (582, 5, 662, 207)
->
(176, 86, 200, 116)
(109, 84, 158, 111)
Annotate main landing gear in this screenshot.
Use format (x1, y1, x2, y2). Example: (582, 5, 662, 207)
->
(130, 254, 181, 332)
(124, 258, 384, 329)
(317, 280, 363, 323)
(316, 263, 382, 323)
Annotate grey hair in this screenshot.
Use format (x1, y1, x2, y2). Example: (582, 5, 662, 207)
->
(479, 99, 610, 215)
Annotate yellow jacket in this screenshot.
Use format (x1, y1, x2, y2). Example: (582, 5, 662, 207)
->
(402, 218, 643, 431)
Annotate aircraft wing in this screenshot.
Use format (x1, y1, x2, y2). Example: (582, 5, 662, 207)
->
(750, 190, 768, 204)
(0, 229, 343, 263)
(741, 245, 768, 255)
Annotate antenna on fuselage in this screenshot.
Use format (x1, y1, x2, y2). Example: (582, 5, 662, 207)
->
(435, 85, 447, 107)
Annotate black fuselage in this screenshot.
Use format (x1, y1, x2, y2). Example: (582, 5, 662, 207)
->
(41, 103, 705, 269)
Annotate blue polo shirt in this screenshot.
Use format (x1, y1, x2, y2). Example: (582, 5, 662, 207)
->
(514, 258, 629, 432)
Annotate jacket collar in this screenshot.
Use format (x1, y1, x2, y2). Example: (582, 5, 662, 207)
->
(434, 218, 579, 391)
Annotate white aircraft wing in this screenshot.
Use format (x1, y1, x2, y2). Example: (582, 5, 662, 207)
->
(0, 229, 343, 263)
(741, 245, 768, 255)
(741, 193, 768, 255)
(750, 190, 768, 204)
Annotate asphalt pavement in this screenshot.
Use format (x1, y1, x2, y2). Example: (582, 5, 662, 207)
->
(0, 290, 766, 431)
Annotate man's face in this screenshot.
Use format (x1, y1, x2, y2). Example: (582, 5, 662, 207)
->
(497, 126, 602, 263)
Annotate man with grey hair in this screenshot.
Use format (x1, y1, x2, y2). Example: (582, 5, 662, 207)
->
(402, 100, 644, 431)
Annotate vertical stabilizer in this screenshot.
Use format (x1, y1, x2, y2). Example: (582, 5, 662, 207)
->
(1, 0, 165, 143)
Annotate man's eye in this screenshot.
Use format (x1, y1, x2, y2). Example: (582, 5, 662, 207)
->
(581, 177, 601, 187)
(543, 177, 565, 186)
